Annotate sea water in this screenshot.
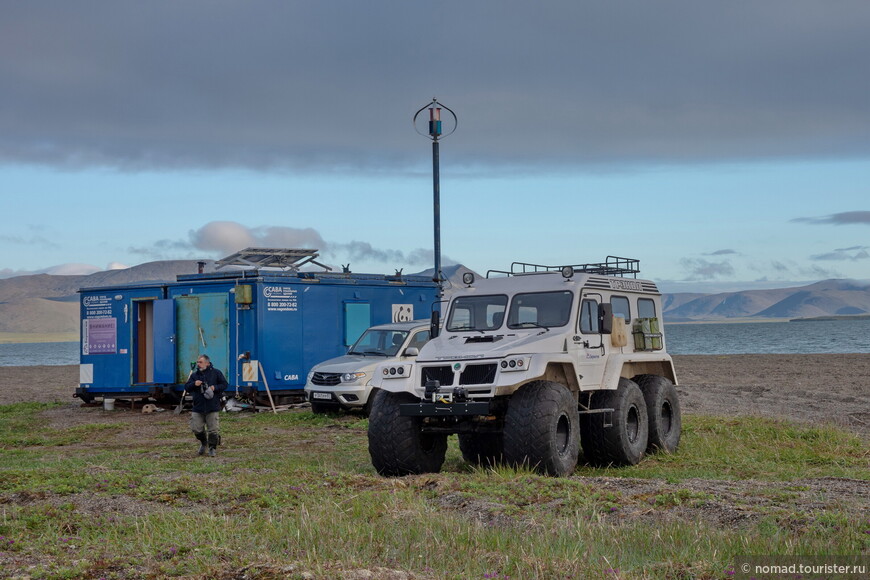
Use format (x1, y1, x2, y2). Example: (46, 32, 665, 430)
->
(0, 342, 80, 366)
(0, 319, 868, 365)
(665, 319, 870, 355)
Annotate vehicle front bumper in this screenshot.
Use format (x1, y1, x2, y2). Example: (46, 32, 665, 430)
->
(399, 400, 492, 416)
(304, 383, 369, 408)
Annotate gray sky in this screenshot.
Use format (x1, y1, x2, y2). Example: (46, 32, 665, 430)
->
(2, 1, 869, 291)
(4, 1, 870, 170)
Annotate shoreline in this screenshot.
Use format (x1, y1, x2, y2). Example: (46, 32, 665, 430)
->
(0, 332, 78, 344)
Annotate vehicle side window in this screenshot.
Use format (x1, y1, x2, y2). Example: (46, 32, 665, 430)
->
(579, 299, 599, 334)
(638, 298, 656, 319)
(611, 295, 630, 323)
(408, 330, 429, 350)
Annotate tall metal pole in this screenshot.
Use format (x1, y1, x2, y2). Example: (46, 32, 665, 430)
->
(431, 120, 442, 288)
(414, 99, 456, 293)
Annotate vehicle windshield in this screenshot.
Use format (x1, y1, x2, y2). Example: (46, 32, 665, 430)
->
(348, 329, 409, 356)
(507, 291, 573, 329)
(446, 295, 508, 331)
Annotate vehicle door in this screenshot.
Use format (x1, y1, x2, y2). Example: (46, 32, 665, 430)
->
(568, 293, 607, 388)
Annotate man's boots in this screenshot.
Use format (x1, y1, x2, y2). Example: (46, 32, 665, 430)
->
(195, 432, 207, 456)
(207, 432, 220, 457)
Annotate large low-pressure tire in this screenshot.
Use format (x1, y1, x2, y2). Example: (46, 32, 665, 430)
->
(458, 433, 505, 468)
(502, 381, 580, 477)
(367, 390, 447, 476)
(633, 374, 682, 454)
(580, 378, 649, 467)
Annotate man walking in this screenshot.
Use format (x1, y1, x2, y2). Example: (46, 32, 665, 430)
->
(185, 354, 228, 457)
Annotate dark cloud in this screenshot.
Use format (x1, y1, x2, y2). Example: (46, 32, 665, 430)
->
(792, 211, 870, 226)
(751, 259, 841, 280)
(679, 258, 734, 280)
(0, 233, 60, 250)
(704, 249, 738, 256)
(3, 1, 870, 172)
(810, 248, 870, 261)
(769, 261, 790, 274)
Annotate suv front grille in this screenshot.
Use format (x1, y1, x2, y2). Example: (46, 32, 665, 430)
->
(420, 365, 455, 387)
(459, 363, 498, 385)
(311, 372, 341, 386)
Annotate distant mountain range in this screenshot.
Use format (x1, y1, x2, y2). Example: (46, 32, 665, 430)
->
(663, 279, 870, 321)
(1, 260, 868, 336)
(0, 260, 216, 335)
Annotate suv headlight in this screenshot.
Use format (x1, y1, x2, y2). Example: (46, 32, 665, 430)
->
(341, 372, 366, 383)
(381, 364, 411, 378)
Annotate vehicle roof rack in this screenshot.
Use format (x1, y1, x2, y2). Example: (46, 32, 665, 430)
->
(215, 248, 332, 272)
(487, 256, 639, 278)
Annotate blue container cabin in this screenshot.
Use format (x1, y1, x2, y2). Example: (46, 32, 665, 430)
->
(76, 251, 438, 405)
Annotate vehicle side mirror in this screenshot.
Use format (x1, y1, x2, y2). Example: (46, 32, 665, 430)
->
(430, 310, 440, 339)
(403, 347, 419, 357)
(598, 303, 613, 334)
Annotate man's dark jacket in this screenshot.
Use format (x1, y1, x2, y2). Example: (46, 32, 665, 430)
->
(184, 364, 228, 413)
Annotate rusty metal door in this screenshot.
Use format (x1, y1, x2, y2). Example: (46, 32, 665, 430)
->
(175, 294, 229, 382)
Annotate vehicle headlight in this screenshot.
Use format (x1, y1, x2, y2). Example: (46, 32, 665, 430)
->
(341, 372, 366, 383)
(381, 364, 410, 378)
(499, 357, 529, 372)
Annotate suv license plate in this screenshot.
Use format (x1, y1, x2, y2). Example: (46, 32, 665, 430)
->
(312, 392, 333, 401)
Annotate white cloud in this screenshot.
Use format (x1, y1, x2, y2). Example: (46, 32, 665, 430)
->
(128, 221, 446, 271)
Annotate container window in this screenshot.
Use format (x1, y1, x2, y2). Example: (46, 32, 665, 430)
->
(638, 298, 656, 319)
(344, 303, 371, 346)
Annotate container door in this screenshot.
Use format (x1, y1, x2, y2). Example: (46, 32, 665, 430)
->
(153, 299, 176, 384)
(175, 294, 229, 383)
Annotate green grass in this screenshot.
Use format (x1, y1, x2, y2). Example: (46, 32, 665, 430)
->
(0, 403, 867, 579)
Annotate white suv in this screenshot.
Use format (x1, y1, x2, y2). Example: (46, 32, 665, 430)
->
(304, 320, 431, 414)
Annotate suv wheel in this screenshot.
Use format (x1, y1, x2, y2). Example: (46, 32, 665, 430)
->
(310, 402, 335, 414)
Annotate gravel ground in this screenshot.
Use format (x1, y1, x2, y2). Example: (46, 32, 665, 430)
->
(2, 354, 868, 435)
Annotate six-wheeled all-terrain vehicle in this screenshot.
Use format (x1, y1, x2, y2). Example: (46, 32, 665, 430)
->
(367, 257, 681, 477)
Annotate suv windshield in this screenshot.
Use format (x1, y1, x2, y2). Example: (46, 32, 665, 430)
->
(348, 329, 409, 356)
(446, 295, 508, 331)
(507, 291, 573, 329)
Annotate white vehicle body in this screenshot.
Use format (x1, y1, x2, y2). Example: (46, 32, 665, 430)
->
(372, 264, 675, 400)
(304, 320, 430, 412)
(367, 258, 682, 477)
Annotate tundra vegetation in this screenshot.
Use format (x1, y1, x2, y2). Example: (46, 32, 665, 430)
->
(0, 403, 867, 579)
